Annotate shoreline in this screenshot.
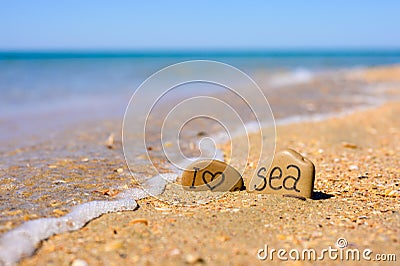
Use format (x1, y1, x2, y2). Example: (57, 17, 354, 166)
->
(0, 64, 399, 264)
(14, 99, 400, 265)
(2, 63, 399, 146)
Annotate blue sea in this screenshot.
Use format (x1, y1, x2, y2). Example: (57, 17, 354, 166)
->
(1, 50, 400, 142)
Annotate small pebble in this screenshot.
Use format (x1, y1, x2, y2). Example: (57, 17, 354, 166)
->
(185, 254, 204, 264)
(388, 190, 400, 197)
(342, 142, 358, 149)
(169, 248, 181, 256)
(129, 218, 149, 226)
(349, 165, 359, 171)
(114, 168, 123, 174)
(197, 131, 207, 137)
(105, 133, 115, 149)
(217, 235, 231, 242)
(154, 206, 172, 212)
(105, 240, 123, 251)
(53, 179, 67, 184)
(71, 259, 88, 266)
(247, 161, 254, 167)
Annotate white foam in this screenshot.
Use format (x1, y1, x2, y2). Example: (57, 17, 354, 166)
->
(0, 174, 176, 266)
(275, 102, 382, 126)
(268, 68, 314, 88)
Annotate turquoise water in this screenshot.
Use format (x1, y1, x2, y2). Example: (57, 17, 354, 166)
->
(1, 50, 400, 109)
(0, 50, 399, 141)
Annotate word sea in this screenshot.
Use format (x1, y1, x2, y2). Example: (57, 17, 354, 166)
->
(249, 149, 315, 198)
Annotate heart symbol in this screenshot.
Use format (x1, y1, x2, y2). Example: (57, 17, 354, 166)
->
(202, 171, 225, 191)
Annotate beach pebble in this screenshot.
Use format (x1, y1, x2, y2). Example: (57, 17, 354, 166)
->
(181, 159, 244, 192)
(349, 165, 359, 171)
(185, 254, 204, 264)
(105, 240, 123, 251)
(388, 190, 400, 197)
(248, 149, 315, 198)
(114, 168, 124, 173)
(53, 179, 67, 184)
(129, 218, 149, 226)
(71, 259, 88, 266)
(154, 206, 172, 212)
(197, 131, 207, 137)
(169, 248, 181, 256)
(385, 189, 400, 197)
(342, 142, 358, 149)
(105, 133, 115, 149)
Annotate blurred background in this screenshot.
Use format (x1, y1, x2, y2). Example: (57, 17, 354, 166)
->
(1, 0, 400, 142)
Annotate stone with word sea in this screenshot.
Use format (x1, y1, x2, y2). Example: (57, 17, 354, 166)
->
(181, 159, 244, 192)
(248, 149, 315, 198)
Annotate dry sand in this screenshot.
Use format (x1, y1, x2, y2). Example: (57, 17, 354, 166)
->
(16, 99, 399, 265)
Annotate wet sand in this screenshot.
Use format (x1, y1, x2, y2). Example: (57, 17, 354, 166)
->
(1, 65, 399, 265)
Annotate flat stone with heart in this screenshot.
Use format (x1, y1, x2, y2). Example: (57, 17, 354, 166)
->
(181, 159, 244, 192)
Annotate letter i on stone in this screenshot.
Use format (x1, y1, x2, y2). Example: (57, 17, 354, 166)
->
(181, 159, 244, 192)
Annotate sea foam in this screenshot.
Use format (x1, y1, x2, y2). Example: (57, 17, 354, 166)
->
(0, 126, 229, 265)
(0, 173, 177, 266)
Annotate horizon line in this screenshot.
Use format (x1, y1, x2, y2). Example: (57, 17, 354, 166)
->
(1, 48, 400, 59)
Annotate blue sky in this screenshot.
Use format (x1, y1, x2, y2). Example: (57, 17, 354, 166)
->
(1, 0, 399, 50)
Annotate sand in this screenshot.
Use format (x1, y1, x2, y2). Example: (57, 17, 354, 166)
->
(1, 65, 399, 265)
(13, 100, 399, 265)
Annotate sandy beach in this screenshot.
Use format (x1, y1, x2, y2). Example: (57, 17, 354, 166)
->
(14, 81, 400, 264)
(0, 65, 399, 265)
